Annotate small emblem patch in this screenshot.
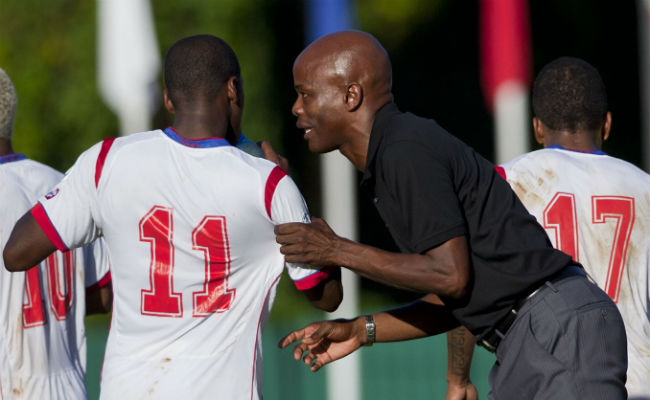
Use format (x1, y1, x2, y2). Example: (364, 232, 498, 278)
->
(45, 188, 59, 199)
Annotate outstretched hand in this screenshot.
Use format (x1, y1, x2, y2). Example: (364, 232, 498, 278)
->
(274, 217, 341, 267)
(278, 318, 366, 372)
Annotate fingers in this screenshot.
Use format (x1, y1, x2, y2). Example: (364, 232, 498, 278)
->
(278, 328, 307, 349)
(259, 140, 290, 172)
(274, 222, 305, 236)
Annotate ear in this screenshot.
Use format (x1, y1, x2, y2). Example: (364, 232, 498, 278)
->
(227, 76, 243, 108)
(602, 111, 612, 142)
(532, 117, 544, 145)
(163, 89, 175, 114)
(344, 83, 363, 111)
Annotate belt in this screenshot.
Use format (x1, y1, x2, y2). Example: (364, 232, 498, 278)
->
(476, 265, 586, 353)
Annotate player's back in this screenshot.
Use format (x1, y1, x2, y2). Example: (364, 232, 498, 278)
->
(0, 155, 88, 399)
(501, 146, 650, 396)
(82, 129, 307, 399)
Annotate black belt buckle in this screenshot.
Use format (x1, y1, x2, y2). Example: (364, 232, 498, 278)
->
(476, 307, 518, 353)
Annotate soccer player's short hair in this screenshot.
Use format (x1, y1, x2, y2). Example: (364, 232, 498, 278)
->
(0, 67, 17, 140)
(532, 57, 608, 132)
(164, 35, 240, 106)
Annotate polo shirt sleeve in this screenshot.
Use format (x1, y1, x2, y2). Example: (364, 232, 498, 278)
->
(31, 143, 103, 251)
(380, 140, 467, 253)
(265, 167, 333, 290)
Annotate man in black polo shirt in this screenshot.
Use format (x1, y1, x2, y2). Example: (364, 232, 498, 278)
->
(275, 30, 627, 399)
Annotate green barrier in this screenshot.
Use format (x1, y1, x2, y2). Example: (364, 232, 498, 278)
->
(86, 316, 495, 400)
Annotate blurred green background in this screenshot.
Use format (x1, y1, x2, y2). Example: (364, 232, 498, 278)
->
(1, 0, 644, 398)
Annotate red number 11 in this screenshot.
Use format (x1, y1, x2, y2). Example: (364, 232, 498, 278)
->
(139, 206, 235, 317)
(543, 193, 634, 303)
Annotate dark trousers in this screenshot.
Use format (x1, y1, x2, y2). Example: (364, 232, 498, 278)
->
(488, 274, 628, 399)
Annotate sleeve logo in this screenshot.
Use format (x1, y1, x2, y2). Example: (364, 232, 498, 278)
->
(45, 188, 60, 199)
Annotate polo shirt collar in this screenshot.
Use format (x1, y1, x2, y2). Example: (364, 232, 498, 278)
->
(361, 102, 400, 189)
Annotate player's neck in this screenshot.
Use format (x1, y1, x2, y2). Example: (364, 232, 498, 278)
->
(545, 131, 602, 153)
(171, 116, 229, 140)
(0, 139, 14, 156)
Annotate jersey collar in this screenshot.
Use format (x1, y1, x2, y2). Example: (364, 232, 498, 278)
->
(0, 153, 26, 164)
(163, 127, 231, 148)
(547, 144, 607, 155)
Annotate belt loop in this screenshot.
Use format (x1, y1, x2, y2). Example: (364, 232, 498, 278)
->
(545, 281, 558, 293)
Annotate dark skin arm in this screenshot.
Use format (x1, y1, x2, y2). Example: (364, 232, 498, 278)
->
(5, 212, 114, 315)
(445, 326, 478, 400)
(86, 284, 113, 315)
(275, 218, 471, 298)
(278, 293, 461, 371)
(4, 211, 56, 272)
(301, 267, 342, 312)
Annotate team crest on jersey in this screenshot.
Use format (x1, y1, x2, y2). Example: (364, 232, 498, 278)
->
(45, 188, 60, 199)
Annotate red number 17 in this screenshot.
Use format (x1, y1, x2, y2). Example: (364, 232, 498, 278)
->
(543, 193, 634, 303)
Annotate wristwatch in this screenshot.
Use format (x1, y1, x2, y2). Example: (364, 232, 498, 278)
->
(364, 314, 376, 346)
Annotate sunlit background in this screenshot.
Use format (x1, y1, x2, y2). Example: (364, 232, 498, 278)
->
(1, 0, 646, 399)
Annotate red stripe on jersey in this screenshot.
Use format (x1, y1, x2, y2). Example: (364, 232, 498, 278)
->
(293, 267, 333, 291)
(264, 166, 287, 220)
(86, 271, 112, 293)
(30, 202, 69, 251)
(95, 137, 116, 188)
(494, 165, 507, 180)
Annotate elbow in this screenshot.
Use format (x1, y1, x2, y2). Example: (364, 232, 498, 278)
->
(446, 279, 468, 299)
(445, 267, 470, 299)
(313, 282, 343, 312)
(3, 244, 24, 272)
(305, 275, 343, 312)
(323, 289, 343, 312)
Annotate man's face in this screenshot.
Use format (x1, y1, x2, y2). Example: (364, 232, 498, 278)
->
(291, 57, 348, 154)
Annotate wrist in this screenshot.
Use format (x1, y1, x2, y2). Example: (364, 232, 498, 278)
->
(446, 375, 471, 386)
(354, 314, 376, 346)
(333, 237, 358, 269)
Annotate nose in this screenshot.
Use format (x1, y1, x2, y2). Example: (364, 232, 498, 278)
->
(291, 96, 302, 117)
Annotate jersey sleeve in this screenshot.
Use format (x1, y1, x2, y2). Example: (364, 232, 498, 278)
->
(265, 166, 333, 290)
(82, 238, 112, 290)
(31, 142, 104, 251)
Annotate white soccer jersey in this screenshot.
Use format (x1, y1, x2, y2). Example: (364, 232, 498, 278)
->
(0, 154, 111, 400)
(499, 146, 650, 397)
(33, 128, 334, 400)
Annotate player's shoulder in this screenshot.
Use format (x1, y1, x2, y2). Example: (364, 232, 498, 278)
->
(602, 154, 650, 182)
(106, 129, 164, 152)
(230, 149, 290, 186)
(3, 157, 63, 187)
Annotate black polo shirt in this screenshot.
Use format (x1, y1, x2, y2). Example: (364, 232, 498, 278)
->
(361, 103, 573, 335)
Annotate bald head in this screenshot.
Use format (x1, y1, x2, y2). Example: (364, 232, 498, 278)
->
(0, 68, 17, 140)
(295, 31, 392, 103)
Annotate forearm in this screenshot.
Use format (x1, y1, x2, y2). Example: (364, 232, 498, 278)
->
(366, 294, 460, 343)
(331, 237, 468, 297)
(446, 326, 475, 385)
